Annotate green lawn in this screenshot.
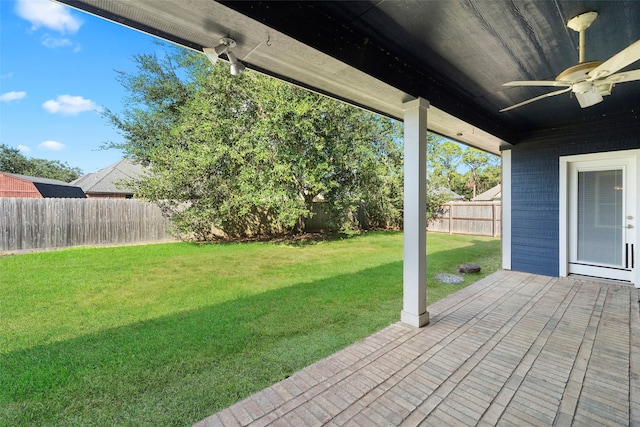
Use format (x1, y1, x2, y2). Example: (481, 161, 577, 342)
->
(0, 231, 500, 426)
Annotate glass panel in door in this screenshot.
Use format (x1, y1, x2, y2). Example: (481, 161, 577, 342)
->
(576, 169, 623, 267)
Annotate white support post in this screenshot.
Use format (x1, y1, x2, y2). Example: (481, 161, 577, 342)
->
(501, 149, 512, 270)
(401, 98, 430, 328)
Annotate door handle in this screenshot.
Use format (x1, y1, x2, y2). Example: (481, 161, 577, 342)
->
(625, 224, 634, 229)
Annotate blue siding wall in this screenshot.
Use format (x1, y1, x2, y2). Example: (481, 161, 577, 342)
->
(511, 147, 559, 275)
(509, 123, 640, 277)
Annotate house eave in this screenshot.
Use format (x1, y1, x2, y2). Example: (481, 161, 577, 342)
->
(55, 0, 508, 155)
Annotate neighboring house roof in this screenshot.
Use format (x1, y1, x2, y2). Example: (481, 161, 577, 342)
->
(432, 187, 465, 201)
(72, 159, 146, 195)
(1, 172, 86, 198)
(472, 184, 501, 201)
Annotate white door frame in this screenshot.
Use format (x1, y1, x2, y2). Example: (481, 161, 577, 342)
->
(559, 149, 639, 287)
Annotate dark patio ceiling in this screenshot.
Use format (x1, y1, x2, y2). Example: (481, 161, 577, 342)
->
(57, 1, 640, 154)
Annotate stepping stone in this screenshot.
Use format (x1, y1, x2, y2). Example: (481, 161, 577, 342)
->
(457, 263, 481, 274)
(434, 273, 464, 284)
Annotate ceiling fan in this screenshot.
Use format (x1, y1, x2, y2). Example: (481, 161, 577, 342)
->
(500, 11, 640, 112)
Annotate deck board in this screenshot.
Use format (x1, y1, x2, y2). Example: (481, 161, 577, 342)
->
(195, 271, 640, 426)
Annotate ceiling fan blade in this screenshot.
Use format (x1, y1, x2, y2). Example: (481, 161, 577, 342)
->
(601, 69, 640, 84)
(503, 80, 571, 87)
(500, 87, 572, 112)
(588, 39, 640, 80)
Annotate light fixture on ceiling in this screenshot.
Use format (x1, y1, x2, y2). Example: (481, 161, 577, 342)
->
(572, 81, 603, 108)
(227, 51, 245, 76)
(202, 39, 231, 64)
(203, 37, 245, 75)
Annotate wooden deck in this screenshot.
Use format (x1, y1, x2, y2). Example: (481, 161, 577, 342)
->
(194, 270, 640, 426)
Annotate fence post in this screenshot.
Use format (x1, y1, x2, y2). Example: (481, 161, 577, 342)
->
(448, 203, 453, 234)
(492, 202, 497, 237)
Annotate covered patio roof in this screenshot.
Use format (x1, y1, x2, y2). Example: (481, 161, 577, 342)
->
(195, 271, 640, 426)
(56, 1, 640, 156)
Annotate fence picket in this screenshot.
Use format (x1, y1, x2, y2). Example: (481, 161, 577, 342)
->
(0, 198, 174, 252)
(427, 201, 501, 237)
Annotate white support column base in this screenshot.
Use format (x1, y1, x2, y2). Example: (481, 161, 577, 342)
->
(401, 310, 430, 328)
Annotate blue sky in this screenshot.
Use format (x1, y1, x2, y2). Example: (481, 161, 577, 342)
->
(0, 0, 163, 175)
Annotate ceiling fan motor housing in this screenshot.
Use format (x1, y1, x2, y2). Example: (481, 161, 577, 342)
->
(556, 61, 603, 82)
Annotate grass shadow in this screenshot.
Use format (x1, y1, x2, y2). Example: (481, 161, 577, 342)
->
(1, 262, 403, 427)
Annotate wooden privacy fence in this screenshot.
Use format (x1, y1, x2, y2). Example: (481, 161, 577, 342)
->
(1, 198, 174, 252)
(428, 201, 501, 237)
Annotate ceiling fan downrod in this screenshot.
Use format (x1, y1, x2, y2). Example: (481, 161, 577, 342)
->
(567, 11, 598, 64)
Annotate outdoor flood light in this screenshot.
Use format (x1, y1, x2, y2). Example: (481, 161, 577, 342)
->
(227, 51, 245, 76)
(203, 37, 245, 76)
(203, 42, 229, 64)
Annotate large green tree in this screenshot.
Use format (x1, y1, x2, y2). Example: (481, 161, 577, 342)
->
(426, 138, 501, 200)
(428, 137, 463, 190)
(0, 144, 82, 182)
(0, 144, 29, 174)
(460, 147, 499, 199)
(104, 45, 404, 239)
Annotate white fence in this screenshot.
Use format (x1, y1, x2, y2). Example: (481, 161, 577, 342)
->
(428, 201, 501, 237)
(1, 198, 174, 252)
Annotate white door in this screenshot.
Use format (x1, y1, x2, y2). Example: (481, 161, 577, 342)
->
(567, 157, 636, 282)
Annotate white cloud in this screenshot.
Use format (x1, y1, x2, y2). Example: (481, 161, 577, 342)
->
(0, 91, 27, 102)
(42, 35, 73, 48)
(41, 34, 81, 51)
(38, 140, 66, 151)
(15, 0, 82, 34)
(42, 94, 101, 115)
(17, 145, 31, 153)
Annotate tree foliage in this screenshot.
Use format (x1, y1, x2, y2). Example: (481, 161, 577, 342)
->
(428, 138, 463, 190)
(104, 45, 404, 239)
(427, 136, 500, 200)
(0, 144, 82, 182)
(461, 148, 499, 199)
(104, 44, 501, 240)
